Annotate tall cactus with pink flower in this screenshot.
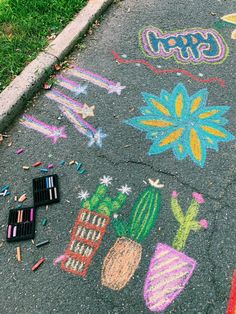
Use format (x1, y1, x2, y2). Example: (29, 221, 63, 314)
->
(171, 191, 208, 251)
(144, 191, 208, 313)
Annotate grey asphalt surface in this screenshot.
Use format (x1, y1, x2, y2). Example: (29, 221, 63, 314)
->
(0, 0, 236, 313)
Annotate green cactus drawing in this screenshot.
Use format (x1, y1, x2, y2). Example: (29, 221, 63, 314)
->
(101, 178, 163, 290)
(171, 191, 208, 251)
(112, 179, 163, 243)
(80, 176, 131, 217)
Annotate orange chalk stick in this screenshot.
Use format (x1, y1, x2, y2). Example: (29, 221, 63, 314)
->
(16, 247, 21, 262)
(18, 194, 27, 203)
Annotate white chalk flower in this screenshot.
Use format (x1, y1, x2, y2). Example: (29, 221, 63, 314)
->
(100, 176, 113, 186)
(78, 190, 90, 201)
(118, 184, 132, 195)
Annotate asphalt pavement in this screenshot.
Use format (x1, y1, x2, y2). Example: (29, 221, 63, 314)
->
(0, 0, 236, 313)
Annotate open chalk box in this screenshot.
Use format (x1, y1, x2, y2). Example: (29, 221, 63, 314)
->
(7, 207, 36, 242)
(33, 174, 60, 207)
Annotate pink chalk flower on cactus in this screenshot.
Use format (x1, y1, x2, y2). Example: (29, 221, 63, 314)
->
(172, 190, 179, 198)
(192, 192, 205, 204)
(199, 219, 208, 229)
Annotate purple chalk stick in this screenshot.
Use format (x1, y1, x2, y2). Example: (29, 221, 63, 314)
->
(16, 149, 25, 155)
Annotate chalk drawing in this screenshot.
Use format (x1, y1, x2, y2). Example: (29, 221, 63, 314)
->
(56, 75, 88, 96)
(221, 13, 236, 40)
(61, 208, 110, 277)
(61, 177, 130, 277)
(58, 106, 107, 148)
(67, 65, 126, 95)
(221, 13, 236, 25)
(101, 179, 163, 291)
(125, 83, 235, 167)
(112, 51, 225, 87)
(231, 30, 236, 40)
(46, 88, 95, 119)
(227, 271, 236, 314)
(144, 191, 208, 312)
(20, 114, 67, 144)
(171, 191, 207, 251)
(139, 27, 229, 64)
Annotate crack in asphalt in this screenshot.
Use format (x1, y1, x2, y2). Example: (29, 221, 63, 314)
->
(95, 152, 235, 207)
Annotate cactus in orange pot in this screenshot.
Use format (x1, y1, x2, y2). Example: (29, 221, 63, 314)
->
(101, 179, 164, 290)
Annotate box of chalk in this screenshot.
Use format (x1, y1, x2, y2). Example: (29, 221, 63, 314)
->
(6, 207, 36, 242)
(33, 174, 60, 207)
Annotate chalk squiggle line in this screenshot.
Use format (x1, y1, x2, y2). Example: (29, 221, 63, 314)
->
(111, 51, 226, 87)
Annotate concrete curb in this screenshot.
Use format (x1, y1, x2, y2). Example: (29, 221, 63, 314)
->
(0, 0, 114, 133)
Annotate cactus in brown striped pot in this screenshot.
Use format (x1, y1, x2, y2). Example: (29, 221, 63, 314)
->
(60, 176, 131, 277)
(101, 179, 163, 290)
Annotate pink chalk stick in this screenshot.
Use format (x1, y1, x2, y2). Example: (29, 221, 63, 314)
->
(16, 149, 25, 155)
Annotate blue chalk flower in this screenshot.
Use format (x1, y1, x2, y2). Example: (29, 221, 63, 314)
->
(125, 83, 234, 167)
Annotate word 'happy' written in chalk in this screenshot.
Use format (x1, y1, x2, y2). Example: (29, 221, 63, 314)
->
(140, 27, 228, 64)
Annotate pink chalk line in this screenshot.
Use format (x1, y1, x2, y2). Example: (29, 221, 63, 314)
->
(111, 51, 226, 87)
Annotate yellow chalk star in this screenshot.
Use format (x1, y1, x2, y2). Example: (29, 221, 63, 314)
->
(80, 104, 95, 119)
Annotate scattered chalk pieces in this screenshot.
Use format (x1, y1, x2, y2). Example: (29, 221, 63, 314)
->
(16, 149, 25, 155)
(42, 218, 47, 226)
(18, 194, 27, 203)
(16, 246, 21, 262)
(40, 168, 48, 173)
(69, 160, 75, 165)
(32, 162, 42, 167)
(32, 258, 45, 271)
(0, 185, 9, 193)
(76, 163, 82, 171)
(59, 160, 65, 166)
(36, 240, 50, 248)
(23, 166, 30, 170)
(47, 164, 54, 169)
(0, 185, 10, 198)
(79, 169, 86, 174)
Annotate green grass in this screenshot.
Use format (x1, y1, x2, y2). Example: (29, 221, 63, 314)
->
(0, 0, 88, 92)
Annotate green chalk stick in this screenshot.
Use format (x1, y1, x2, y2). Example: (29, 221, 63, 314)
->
(42, 218, 47, 226)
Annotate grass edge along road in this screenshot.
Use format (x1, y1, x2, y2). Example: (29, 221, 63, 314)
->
(0, 0, 88, 92)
